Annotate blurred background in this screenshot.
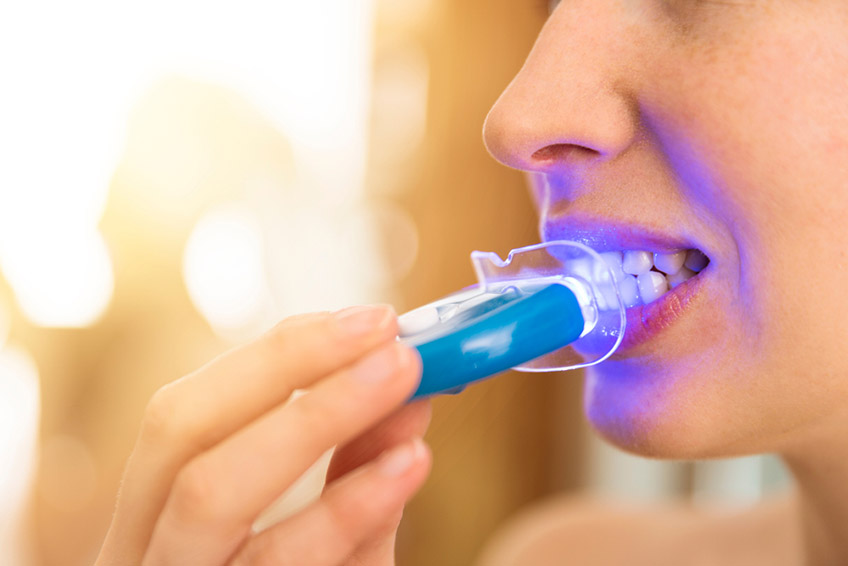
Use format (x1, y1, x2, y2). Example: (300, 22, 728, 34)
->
(0, 1, 790, 564)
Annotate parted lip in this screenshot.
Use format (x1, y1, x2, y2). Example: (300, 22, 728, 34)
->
(541, 216, 705, 256)
(615, 264, 708, 354)
(541, 215, 712, 355)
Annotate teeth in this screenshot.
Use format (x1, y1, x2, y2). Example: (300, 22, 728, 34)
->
(684, 250, 709, 273)
(599, 283, 620, 311)
(653, 251, 687, 275)
(570, 258, 594, 283)
(637, 271, 669, 303)
(618, 275, 641, 308)
(599, 251, 627, 282)
(667, 267, 696, 289)
(592, 248, 708, 309)
(622, 250, 653, 275)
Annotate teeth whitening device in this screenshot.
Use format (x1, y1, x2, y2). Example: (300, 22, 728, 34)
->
(401, 241, 627, 399)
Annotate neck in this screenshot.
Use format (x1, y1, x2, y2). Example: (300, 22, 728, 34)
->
(782, 413, 848, 566)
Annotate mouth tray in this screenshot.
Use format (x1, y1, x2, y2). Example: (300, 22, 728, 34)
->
(401, 241, 626, 399)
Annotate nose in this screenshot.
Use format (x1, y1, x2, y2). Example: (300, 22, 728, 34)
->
(483, 2, 641, 173)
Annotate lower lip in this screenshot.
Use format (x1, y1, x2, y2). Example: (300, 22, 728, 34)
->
(610, 266, 709, 356)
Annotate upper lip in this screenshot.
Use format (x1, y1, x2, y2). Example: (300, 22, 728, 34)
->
(541, 215, 705, 256)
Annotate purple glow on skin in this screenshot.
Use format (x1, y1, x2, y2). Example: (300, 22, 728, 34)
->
(584, 361, 654, 447)
(531, 136, 725, 445)
(583, 356, 706, 455)
(638, 116, 755, 323)
(483, 2, 848, 558)
(584, 359, 674, 452)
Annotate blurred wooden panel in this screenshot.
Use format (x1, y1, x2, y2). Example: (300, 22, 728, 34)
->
(369, 2, 588, 564)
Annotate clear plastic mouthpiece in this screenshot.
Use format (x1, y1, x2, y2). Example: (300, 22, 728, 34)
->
(470, 240, 626, 371)
(402, 241, 627, 398)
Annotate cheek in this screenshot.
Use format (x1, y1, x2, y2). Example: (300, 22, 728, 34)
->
(671, 18, 848, 338)
(592, 9, 848, 455)
(681, 24, 848, 381)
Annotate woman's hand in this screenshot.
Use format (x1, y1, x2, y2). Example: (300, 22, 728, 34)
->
(95, 305, 432, 566)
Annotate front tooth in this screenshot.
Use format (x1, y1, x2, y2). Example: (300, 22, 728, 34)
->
(637, 271, 669, 304)
(653, 251, 687, 275)
(599, 251, 627, 282)
(618, 275, 641, 308)
(599, 282, 620, 311)
(684, 250, 709, 272)
(569, 258, 593, 282)
(623, 250, 652, 275)
(667, 267, 696, 289)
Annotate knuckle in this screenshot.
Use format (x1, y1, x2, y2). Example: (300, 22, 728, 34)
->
(259, 321, 292, 356)
(170, 459, 228, 525)
(287, 393, 337, 443)
(258, 314, 332, 368)
(142, 385, 184, 441)
(141, 381, 204, 449)
(264, 312, 328, 349)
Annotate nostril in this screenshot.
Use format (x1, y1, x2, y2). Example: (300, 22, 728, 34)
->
(531, 143, 598, 165)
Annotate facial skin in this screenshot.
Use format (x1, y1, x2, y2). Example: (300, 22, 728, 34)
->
(484, 1, 848, 462)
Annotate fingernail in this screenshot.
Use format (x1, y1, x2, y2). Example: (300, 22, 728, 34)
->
(350, 343, 409, 384)
(378, 437, 425, 477)
(334, 305, 394, 337)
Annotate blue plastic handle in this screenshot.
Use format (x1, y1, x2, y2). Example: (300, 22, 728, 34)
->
(409, 284, 585, 399)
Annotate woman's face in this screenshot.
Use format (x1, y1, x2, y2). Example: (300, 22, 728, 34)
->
(484, 1, 848, 458)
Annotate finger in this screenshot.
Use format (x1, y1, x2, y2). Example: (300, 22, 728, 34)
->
(328, 399, 432, 566)
(323, 400, 431, 566)
(331, 401, 432, 566)
(325, 399, 432, 485)
(230, 437, 431, 566)
(152, 306, 398, 451)
(98, 306, 397, 564)
(145, 342, 422, 565)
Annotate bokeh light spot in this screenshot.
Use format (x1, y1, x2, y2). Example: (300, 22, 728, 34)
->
(183, 204, 269, 333)
(0, 229, 114, 328)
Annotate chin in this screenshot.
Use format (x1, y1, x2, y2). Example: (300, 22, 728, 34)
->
(582, 358, 745, 460)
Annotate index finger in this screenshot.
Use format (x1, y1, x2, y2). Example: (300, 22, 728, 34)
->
(150, 306, 398, 450)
